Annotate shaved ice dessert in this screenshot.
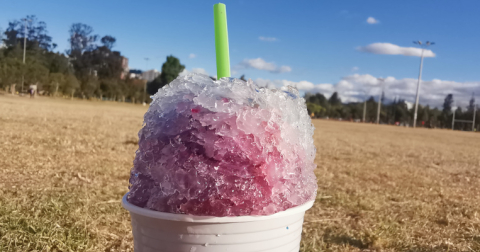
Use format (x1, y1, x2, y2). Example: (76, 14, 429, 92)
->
(127, 73, 317, 217)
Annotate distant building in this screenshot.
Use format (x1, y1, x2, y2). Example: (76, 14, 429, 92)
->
(142, 69, 161, 82)
(121, 57, 129, 72)
(120, 57, 129, 79)
(129, 72, 141, 79)
(128, 69, 143, 79)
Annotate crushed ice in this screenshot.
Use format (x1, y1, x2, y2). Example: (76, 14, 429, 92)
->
(127, 73, 317, 216)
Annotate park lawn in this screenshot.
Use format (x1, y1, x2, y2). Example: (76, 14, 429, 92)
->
(0, 95, 479, 251)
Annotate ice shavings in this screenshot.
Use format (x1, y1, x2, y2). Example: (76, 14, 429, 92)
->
(127, 73, 317, 216)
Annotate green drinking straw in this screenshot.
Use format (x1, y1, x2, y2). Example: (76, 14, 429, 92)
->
(214, 3, 231, 79)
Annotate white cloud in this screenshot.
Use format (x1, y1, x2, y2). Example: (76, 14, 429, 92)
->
(189, 53, 196, 59)
(192, 68, 208, 75)
(255, 78, 335, 97)
(351, 66, 359, 72)
(237, 58, 291, 73)
(259, 36, 277, 42)
(366, 17, 379, 24)
(277, 65, 292, 73)
(179, 69, 189, 77)
(179, 68, 209, 77)
(358, 43, 435, 57)
(253, 74, 480, 108)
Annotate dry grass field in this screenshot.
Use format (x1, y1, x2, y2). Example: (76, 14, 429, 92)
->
(0, 95, 479, 252)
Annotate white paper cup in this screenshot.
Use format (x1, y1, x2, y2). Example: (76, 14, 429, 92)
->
(122, 193, 314, 252)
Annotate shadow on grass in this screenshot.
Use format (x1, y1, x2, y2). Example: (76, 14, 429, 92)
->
(124, 139, 138, 145)
(323, 234, 370, 249)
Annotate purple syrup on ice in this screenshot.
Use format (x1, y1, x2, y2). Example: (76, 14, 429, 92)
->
(127, 73, 317, 216)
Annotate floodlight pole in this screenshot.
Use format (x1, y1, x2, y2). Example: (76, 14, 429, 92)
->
(452, 108, 456, 130)
(413, 40, 434, 128)
(21, 18, 30, 93)
(143, 57, 149, 105)
(473, 105, 477, 131)
(376, 78, 385, 124)
(413, 50, 424, 128)
(363, 100, 367, 122)
(362, 89, 370, 123)
(22, 19, 27, 64)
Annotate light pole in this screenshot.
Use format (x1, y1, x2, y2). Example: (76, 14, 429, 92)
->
(361, 87, 374, 123)
(21, 18, 31, 93)
(363, 98, 367, 123)
(376, 78, 385, 124)
(472, 104, 477, 132)
(362, 89, 369, 123)
(143, 57, 149, 105)
(452, 106, 456, 130)
(412, 40, 435, 128)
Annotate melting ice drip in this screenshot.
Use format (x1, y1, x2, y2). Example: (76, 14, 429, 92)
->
(128, 73, 317, 216)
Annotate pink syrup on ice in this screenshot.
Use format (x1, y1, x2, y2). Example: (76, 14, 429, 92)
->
(128, 74, 317, 216)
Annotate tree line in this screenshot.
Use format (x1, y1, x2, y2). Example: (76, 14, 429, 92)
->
(0, 15, 187, 103)
(1, 16, 476, 129)
(305, 92, 478, 130)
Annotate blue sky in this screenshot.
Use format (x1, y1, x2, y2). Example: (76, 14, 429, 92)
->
(1, 0, 480, 107)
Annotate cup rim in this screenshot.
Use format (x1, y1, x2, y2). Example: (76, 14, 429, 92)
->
(122, 193, 314, 223)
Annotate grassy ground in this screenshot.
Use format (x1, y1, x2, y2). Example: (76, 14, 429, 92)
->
(0, 95, 479, 251)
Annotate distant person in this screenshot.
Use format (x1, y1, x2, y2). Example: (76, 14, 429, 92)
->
(29, 84, 37, 98)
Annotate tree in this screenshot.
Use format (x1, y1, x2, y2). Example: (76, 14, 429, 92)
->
(454, 107, 464, 130)
(438, 94, 454, 127)
(3, 26, 18, 47)
(365, 96, 378, 122)
(3, 15, 53, 50)
(67, 24, 127, 98)
(306, 103, 325, 118)
(63, 74, 80, 98)
(48, 72, 65, 96)
(306, 93, 328, 107)
(468, 94, 475, 112)
(443, 94, 454, 114)
(1, 18, 138, 101)
(78, 75, 98, 99)
(0, 57, 23, 91)
(426, 107, 441, 128)
(68, 23, 98, 55)
(100, 35, 116, 50)
(301, 91, 462, 128)
(416, 104, 428, 127)
(45, 52, 71, 74)
(91, 47, 123, 79)
(392, 99, 410, 124)
(124, 77, 148, 103)
(147, 55, 185, 95)
(240, 75, 246, 81)
(24, 60, 49, 88)
(328, 92, 342, 106)
(99, 78, 120, 99)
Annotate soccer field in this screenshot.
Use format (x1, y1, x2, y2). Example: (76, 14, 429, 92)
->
(0, 95, 479, 251)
